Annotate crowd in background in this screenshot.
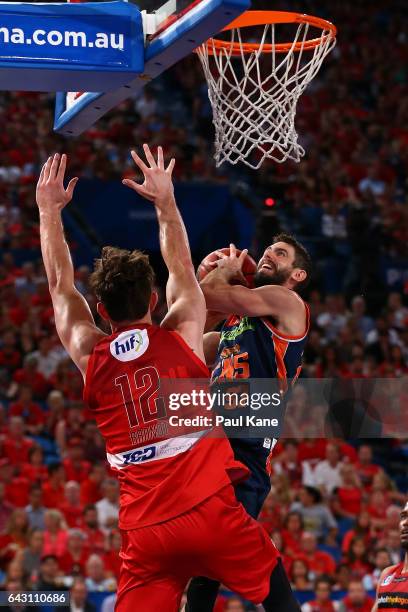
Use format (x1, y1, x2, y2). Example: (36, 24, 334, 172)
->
(0, 0, 406, 610)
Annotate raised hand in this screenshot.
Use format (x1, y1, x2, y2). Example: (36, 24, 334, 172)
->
(214, 244, 248, 284)
(122, 144, 175, 207)
(36, 154, 78, 213)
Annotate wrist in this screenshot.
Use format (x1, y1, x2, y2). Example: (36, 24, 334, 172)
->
(39, 208, 62, 220)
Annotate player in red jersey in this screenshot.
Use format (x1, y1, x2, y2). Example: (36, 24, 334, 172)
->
(36, 146, 301, 612)
(372, 499, 408, 611)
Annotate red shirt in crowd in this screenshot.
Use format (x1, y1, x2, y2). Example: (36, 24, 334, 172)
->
(59, 548, 89, 575)
(336, 487, 362, 517)
(13, 369, 49, 399)
(9, 401, 45, 427)
(103, 550, 121, 579)
(59, 503, 83, 529)
(354, 462, 381, 490)
(81, 527, 105, 556)
(5, 477, 30, 507)
(294, 551, 336, 577)
(80, 478, 103, 505)
(2, 436, 34, 465)
(340, 595, 373, 611)
(302, 600, 337, 611)
(42, 482, 65, 508)
(21, 462, 48, 483)
(62, 458, 91, 483)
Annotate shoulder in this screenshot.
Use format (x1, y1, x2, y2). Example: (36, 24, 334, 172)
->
(378, 564, 400, 583)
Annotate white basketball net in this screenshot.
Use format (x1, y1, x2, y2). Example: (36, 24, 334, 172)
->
(197, 21, 336, 169)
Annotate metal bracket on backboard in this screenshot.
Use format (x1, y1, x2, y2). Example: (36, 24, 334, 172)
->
(54, 0, 250, 136)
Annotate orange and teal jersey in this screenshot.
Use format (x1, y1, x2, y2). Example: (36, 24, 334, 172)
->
(212, 304, 309, 389)
(211, 302, 310, 518)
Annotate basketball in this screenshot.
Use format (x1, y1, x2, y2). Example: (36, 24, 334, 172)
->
(197, 248, 257, 288)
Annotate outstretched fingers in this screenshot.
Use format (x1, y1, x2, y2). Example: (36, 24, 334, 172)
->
(143, 143, 157, 168)
(166, 158, 176, 174)
(130, 150, 149, 174)
(238, 248, 249, 266)
(57, 153, 67, 181)
(122, 178, 147, 197)
(49, 153, 60, 181)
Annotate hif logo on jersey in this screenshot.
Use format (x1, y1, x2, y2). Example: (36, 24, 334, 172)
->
(110, 328, 149, 362)
(381, 573, 394, 586)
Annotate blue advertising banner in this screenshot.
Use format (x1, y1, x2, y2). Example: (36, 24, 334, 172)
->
(0, 2, 144, 91)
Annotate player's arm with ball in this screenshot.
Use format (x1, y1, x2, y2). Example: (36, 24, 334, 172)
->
(36, 154, 105, 377)
(200, 244, 306, 336)
(123, 144, 206, 361)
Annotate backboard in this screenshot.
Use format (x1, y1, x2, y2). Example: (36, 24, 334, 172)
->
(54, 0, 250, 136)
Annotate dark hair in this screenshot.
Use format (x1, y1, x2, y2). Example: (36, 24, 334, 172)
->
(89, 246, 155, 322)
(315, 575, 333, 590)
(304, 486, 322, 504)
(83, 504, 96, 515)
(41, 554, 58, 564)
(47, 462, 62, 476)
(273, 233, 312, 291)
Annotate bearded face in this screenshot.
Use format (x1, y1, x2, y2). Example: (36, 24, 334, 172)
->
(255, 242, 296, 287)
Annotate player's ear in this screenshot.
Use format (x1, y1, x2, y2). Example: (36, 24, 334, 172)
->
(291, 268, 307, 285)
(96, 302, 110, 321)
(149, 291, 159, 313)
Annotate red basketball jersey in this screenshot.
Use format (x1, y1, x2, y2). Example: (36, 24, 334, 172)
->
(84, 323, 247, 530)
(376, 562, 408, 611)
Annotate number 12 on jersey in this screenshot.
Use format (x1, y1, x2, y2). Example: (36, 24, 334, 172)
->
(115, 366, 166, 428)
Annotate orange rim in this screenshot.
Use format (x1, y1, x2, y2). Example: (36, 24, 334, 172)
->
(200, 11, 337, 55)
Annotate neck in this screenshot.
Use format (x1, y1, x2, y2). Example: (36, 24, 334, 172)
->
(111, 313, 152, 332)
(403, 553, 408, 573)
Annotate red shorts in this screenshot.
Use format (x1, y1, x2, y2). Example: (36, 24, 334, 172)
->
(116, 484, 279, 611)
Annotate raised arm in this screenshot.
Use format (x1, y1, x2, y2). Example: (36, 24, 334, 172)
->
(200, 245, 306, 336)
(123, 145, 206, 360)
(36, 154, 105, 376)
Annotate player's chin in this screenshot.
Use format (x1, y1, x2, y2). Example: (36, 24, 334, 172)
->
(254, 270, 280, 287)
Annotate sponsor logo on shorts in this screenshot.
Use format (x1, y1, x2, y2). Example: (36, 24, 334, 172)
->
(122, 446, 156, 465)
(110, 328, 149, 362)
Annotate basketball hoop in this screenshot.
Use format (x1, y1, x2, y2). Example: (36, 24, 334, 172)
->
(196, 11, 337, 169)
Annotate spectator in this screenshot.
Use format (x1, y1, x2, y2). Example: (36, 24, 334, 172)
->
(22, 446, 48, 484)
(337, 579, 374, 612)
(36, 554, 62, 591)
(9, 385, 45, 434)
(13, 354, 49, 400)
(289, 558, 313, 591)
(27, 335, 65, 379)
(0, 480, 14, 532)
(347, 297, 375, 341)
(2, 416, 34, 466)
(95, 479, 119, 534)
(42, 509, 68, 559)
(80, 464, 106, 506)
(296, 532, 336, 579)
(358, 165, 386, 198)
(81, 504, 105, 556)
(332, 464, 363, 520)
(60, 481, 83, 528)
(0, 457, 30, 508)
(62, 438, 91, 483)
(45, 389, 65, 436)
(362, 548, 392, 591)
(306, 443, 343, 495)
(353, 445, 382, 491)
(42, 462, 65, 508)
(84, 554, 116, 592)
(59, 529, 90, 577)
(383, 529, 403, 565)
(25, 485, 46, 531)
(344, 537, 372, 579)
(103, 530, 121, 580)
(21, 529, 44, 585)
(291, 487, 338, 541)
(62, 577, 96, 612)
(341, 512, 373, 554)
(333, 564, 352, 592)
(281, 512, 304, 557)
(301, 576, 339, 611)
(316, 296, 348, 342)
(0, 508, 30, 568)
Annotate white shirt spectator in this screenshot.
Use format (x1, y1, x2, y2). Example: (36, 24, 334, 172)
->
(311, 460, 343, 495)
(101, 594, 116, 612)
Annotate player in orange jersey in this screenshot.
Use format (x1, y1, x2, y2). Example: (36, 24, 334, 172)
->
(36, 146, 300, 612)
